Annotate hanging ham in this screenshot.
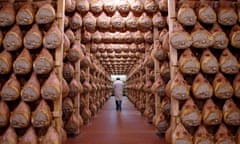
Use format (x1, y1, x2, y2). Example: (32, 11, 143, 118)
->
(32, 99, 52, 128)
(13, 48, 32, 75)
(10, 101, 31, 128)
(0, 3, 15, 27)
(3, 24, 22, 51)
(33, 48, 54, 75)
(24, 24, 42, 50)
(0, 50, 12, 74)
(200, 49, 219, 74)
(21, 72, 40, 102)
(1, 74, 20, 101)
(16, 3, 34, 25)
(35, 3, 56, 24)
(43, 22, 62, 49)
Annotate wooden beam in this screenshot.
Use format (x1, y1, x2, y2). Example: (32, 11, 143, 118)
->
(55, 0, 65, 143)
(168, 0, 179, 138)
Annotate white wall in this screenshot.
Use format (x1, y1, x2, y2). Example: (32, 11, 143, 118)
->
(111, 75, 126, 82)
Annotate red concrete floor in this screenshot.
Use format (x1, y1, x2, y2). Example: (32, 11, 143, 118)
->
(67, 96, 167, 144)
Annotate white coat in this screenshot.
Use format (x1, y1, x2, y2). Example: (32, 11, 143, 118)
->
(113, 80, 124, 101)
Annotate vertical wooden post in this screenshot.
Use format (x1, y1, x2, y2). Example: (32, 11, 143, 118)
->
(153, 27, 161, 116)
(168, 0, 179, 135)
(55, 0, 65, 143)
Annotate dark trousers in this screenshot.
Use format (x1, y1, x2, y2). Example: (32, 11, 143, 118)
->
(115, 100, 122, 111)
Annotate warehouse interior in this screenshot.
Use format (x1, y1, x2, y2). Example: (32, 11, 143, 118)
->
(0, 0, 240, 143)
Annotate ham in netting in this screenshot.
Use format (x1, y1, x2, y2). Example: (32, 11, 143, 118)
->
(42, 126, 60, 144)
(161, 96, 170, 117)
(83, 12, 96, 32)
(179, 48, 200, 75)
(76, 0, 89, 14)
(154, 111, 169, 133)
(24, 24, 42, 49)
(129, 43, 137, 53)
(192, 73, 213, 99)
(137, 12, 152, 32)
(219, 48, 239, 74)
(90, 43, 98, 53)
(19, 127, 37, 144)
(13, 48, 32, 75)
(172, 122, 192, 144)
(154, 44, 168, 62)
(111, 11, 126, 32)
(103, 0, 116, 15)
(125, 12, 137, 32)
(0, 50, 12, 74)
(230, 24, 240, 49)
(170, 72, 190, 100)
(144, 0, 158, 14)
(0, 127, 17, 144)
(130, 0, 143, 15)
(3, 24, 22, 51)
(65, 0, 76, 13)
(117, 0, 130, 16)
(65, 113, 81, 134)
(70, 12, 82, 30)
(180, 98, 201, 127)
(35, 3, 56, 24)
(43, 22, 62, 49)
(177, 3, 196, 26)
(102, 32, 113, 43)
(197, 3, 216, 24)
(0, 100, 9, 127)
(217, 2, 237, 26)
(92, 31, 102, 43)
(153, 12, 166, 28)
(81, 31, 91, 44)
(63, 97, 74, 121)
(63, 62, 74, 82)
(67, 43, 83, 63)
(158, 0, 168, 13)
(33, 48, 54, 75)
(213, 72, 233, 99)
(21, 72, 40, 102)
(193, 125, 214, 144)
(223, 99, 240, 126)
(144, 31, 153, 44)
(16, 3, 34, 25)
(90, 0, 103, 14)
(215, 124, 235, 144)
(68, 79, 81, 98)
(133, 30, 144, 44)
(202, 98, 222, 126)
(10, 101, 30, 129)
(210, 23, 228, 49)
(1, 74, 20, 101)
(81, 107, 92, 124)
(151, 76, 165, 97)
(41, 71, 61, 101)
(0, 3, 15, 27)
(160, 61, 170, 82)
(170, 21, 192, 50)
(31, 99, 52, 128)
(200, 49, 219, 74)
(97, 12, 111, 31)
(191, 22, 214, 48)
(65, 28, 75, 44)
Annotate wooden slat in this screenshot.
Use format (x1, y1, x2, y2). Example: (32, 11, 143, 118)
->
(168, 0, 179, 138)
(55, 0, 65, 143)
(153, 27, 161, 116)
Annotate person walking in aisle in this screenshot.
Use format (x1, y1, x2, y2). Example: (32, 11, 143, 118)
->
(113, 77, 124, 111)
